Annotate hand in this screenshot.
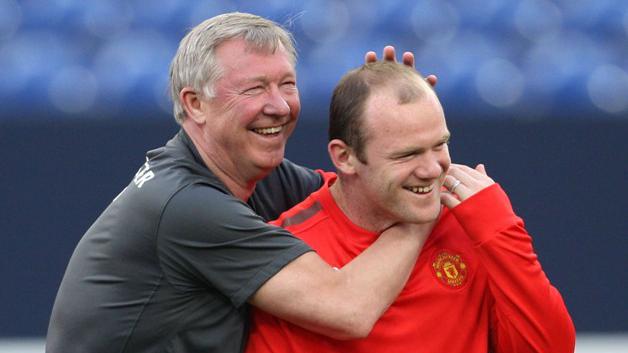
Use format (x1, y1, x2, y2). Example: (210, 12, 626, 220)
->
(441, 163, 495, 209)
(364, 45, 438, 87)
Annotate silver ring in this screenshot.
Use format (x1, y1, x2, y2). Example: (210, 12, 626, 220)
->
(451, 179, 461, 192)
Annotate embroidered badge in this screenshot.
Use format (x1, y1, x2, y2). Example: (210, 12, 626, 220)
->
(432, 250, 468, 288)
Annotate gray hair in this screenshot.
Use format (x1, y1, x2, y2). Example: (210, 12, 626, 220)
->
(168, 12, 297, 124)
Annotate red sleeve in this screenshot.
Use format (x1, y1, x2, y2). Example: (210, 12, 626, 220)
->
(451, 184, 575, 353)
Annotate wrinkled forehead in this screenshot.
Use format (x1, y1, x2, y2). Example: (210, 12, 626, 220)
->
(250, 45, 294, 67)
(239, 37, 296, 66)
(216, 37, 296, 68)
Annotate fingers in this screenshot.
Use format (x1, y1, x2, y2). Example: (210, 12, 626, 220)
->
(441, 163, 495, 206)
(426, 74, 438, 87)
(446, 165, 477, 188)
(444, 175, 462, 193)
(382, 45, 396, 62)
(449, 163, 493, 184)
(475, 163, 487, 175)
(365, 47, 418, 69)
(364, 47, 428, 73)
(401, 51, 415, 68)
(364, 51, 377, 64)
(364, 47, 396, 64)
(441, 174, 463, 208)
(440, 191, 460, 209)
(443, 174, 470, 200)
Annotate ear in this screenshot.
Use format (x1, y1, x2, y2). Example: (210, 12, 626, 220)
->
(179, 87, 206, 124)
(328, 139, 358, 175)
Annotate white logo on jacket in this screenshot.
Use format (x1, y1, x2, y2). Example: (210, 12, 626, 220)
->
(133, 158, 155, 188)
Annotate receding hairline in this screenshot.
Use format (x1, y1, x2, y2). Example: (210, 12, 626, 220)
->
(327, 61, 439, 163)
(359, 78, 442, 146)
(360, 72, 438, 121)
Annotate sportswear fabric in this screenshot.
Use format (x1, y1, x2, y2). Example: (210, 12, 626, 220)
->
(247, 172, 575, 353)
(47, 130, 322, 353)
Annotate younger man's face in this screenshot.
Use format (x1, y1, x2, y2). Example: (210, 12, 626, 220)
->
(353, 88, 451, 227)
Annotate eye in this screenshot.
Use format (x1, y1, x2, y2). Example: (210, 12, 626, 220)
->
(434, 138, 451, 151)
(393, 152, 416, 161)
(243, 86, 264, 95)
(281, 81, 297, 90)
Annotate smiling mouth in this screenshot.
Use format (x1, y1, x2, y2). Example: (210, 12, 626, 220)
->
(404, 185, 434, 194)
(252, 125, 284, 136)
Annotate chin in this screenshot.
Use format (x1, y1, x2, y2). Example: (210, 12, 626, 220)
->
(256, 154, 284, 171)
(412, 207, 442, 224)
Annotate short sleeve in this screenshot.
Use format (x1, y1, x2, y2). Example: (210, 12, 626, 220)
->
(249, 159, 323, 221)
(157, 183, 312, 307)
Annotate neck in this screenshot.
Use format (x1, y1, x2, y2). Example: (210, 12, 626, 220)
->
(182, 122, 258, 201)
(329, 177, 395, 233)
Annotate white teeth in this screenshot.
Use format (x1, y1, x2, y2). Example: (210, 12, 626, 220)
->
(406, 185, 433, 194)
(253, 126, 283, 135)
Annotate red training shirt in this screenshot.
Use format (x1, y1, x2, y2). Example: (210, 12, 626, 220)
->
(247, 172, 575, 353)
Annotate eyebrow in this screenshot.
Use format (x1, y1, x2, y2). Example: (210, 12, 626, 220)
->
(246, 71, 296, 82)
(238, 76, 269, 86)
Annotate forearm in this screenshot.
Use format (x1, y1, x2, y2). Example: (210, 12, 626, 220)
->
(454, 185, 575, 352)
(332, 225, 426, 337)
(479, 227, 574, 353)
(250, 225, 427, 339)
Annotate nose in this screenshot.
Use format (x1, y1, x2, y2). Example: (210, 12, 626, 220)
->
(263, 86, 291, 117)
(414, 152, 447, 180)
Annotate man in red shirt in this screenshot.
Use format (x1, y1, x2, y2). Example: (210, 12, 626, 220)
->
(246, 61, 575, 353)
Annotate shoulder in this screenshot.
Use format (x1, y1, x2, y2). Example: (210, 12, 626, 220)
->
(271, 193, 321, 229)
(162, 182, 257, 231)
(263, 159, 323, 189)
(249, 159, 324, 221)
(270, 172, 336, 230)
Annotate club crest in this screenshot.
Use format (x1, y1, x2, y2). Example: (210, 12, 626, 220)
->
(432, 250, 468, 288)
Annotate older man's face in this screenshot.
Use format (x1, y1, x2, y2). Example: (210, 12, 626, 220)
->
(199, 38, 300, 181)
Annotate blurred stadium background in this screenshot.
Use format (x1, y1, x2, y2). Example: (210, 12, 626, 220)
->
(1, 0, 627, 352)
(3, 0, 628, 120)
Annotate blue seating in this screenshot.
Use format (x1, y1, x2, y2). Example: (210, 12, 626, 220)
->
(1, 0, 627, 120)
